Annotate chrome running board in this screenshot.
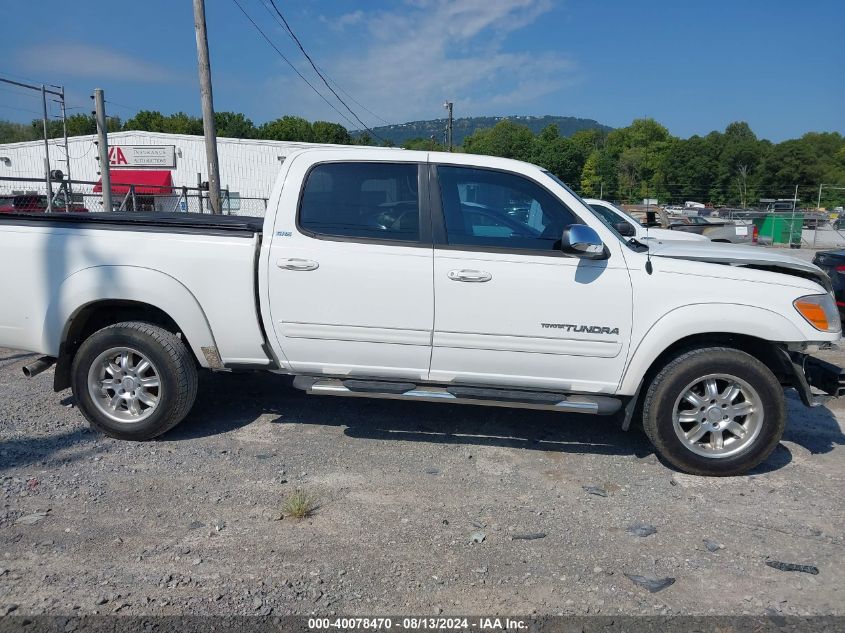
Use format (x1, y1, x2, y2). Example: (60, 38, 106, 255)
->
(292, 377, 621, 415)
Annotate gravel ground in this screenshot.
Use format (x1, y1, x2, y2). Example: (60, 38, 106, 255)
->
(1, 346, 844, 617)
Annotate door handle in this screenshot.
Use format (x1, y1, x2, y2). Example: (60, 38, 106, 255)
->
(277, 258, 319, 271)
(448, 269, 492, 283)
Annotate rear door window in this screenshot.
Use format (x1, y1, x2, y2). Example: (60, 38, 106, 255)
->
(298, 162, 420, 242)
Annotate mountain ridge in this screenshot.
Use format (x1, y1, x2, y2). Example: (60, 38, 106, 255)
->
(364, 115, 613, 146)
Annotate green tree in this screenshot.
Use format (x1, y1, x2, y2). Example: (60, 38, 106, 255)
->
(215, 112, 255, 138)
(570, 128, 606, 156)
(65, 113, 98, 136)
(123, 110, 201, 135)
(580, 150, 616, 198)
(257, 116, 314, 142)
(122, 110, 168, 132)
(605, 119, 671, 201)
(714, 122, 764, 206)
(402, 137, 444, 151)
(163, 112, 203, 135)
(531, 124, 586, 185)
(0, 120, 37, 143)
(354, 132, 374, 146)
(462, 119, 536, 161)
(660, 136, 720, 204)
(311, 121, 351, 144)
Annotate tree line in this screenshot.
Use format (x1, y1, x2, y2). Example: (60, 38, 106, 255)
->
(2, 111, 843, 207)
(0, 111, 355, 146)
(452, 119, 845, 208)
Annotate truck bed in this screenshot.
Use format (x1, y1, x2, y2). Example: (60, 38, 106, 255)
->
(0, 212, 270, 368)
(0, 211, 265, 235)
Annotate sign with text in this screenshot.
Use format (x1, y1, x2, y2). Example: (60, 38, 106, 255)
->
(108, 145, 176, 169)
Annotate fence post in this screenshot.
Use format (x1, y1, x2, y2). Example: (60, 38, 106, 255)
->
(197, 172, 203, 214)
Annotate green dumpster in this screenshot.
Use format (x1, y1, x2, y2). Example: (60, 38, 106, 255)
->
(752, 214, 803, 246)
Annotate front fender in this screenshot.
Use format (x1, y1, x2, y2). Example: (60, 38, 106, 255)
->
(618, 303, 806, 394)
(43, 265, 218, 368)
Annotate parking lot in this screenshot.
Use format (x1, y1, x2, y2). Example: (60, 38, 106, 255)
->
(1, 340, 844, 618)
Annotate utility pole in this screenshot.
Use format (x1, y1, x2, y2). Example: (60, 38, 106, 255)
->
(443, 101, 453, 152)
(40, 85, 53, 212)
(56, 86, 72, 206)
(193, 0, 221, 214)
(93, 88, 112, 212)
(0, 77, 64, 210)
(787, 184, 799, 247)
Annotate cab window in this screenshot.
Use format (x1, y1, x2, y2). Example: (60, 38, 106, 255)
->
(437, 166, 576, 250)
(299, 162, 420, 242)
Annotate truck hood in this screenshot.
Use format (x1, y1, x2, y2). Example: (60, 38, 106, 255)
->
(638, 227, 709, 243)
(647, 241, 832, 291)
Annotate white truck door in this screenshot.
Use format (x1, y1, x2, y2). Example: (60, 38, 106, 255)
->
(429, 165, 633, 393)
(266, 159, 433, 380)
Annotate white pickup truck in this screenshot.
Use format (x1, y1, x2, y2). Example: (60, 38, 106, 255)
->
(1, 148, 843, 476)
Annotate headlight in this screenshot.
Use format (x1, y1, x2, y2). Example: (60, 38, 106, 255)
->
(793, 294, 841, 333)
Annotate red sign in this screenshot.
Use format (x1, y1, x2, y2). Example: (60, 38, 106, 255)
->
(105, 145, 176, 169)
(108, 147, 129, 165)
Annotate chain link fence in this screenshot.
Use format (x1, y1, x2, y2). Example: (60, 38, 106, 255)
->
(714, 208, 845, 248)
(5, 175, 845, 248)
(0, 176, 268, 217)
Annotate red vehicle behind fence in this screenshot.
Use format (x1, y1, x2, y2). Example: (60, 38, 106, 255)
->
(0, 195, 88, 214)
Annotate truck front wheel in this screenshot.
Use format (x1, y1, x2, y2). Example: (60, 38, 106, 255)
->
(642, 347, 785, 476)
(71, 321, 198, 440)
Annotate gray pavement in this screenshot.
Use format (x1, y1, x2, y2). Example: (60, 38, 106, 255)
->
(0, 347, 843, 616)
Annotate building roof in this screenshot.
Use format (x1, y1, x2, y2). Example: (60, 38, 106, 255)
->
(0, 130, 381, 151)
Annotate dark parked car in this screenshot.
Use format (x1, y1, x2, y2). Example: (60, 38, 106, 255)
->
(0, 194, 88, 214)
(812, 250, 845, 321)
(0, 195, 47, 213)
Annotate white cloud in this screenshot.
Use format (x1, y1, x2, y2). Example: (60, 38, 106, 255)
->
(264, 0, 577, 127)
(16, 43, 174, 83)
(321, 10, 365, 30)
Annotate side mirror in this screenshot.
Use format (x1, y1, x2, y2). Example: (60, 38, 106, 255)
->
(561, 224, 607, 259)
(614, 221, 635, 236)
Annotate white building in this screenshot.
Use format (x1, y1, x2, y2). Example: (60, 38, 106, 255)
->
(0, 130, 380, 213)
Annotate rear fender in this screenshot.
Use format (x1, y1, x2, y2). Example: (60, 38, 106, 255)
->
(43, 265, 218, 368)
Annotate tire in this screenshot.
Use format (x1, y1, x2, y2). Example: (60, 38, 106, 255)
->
(642, 347, 785, 476)
(71, 321, 198, 440)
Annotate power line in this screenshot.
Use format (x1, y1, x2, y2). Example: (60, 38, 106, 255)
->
(0, 70, 49, 87)
(230, 0, 360, 132)
(105, 99, 142, 114)
(319, 67, 390, 126)
(0, 103, 41, 116)
(0, 85, 41, 101)
(263, 0, 385, 141)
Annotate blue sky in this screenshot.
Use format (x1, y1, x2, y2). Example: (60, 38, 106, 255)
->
(1, 0, 843, 141)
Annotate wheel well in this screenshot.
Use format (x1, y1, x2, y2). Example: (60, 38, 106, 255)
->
(639, 333, 789, 396)
(54, 300, 192, 392)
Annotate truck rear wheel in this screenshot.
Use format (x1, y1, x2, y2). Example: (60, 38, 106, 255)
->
(642, 347, 785, 476)
(71, 321, 198, 440)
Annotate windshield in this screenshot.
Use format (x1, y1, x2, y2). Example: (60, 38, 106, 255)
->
(541, 171, 642, 248)
(597, 200, 642, 226)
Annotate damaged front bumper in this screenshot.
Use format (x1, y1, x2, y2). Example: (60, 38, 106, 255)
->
(780, 348, 845, 407)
